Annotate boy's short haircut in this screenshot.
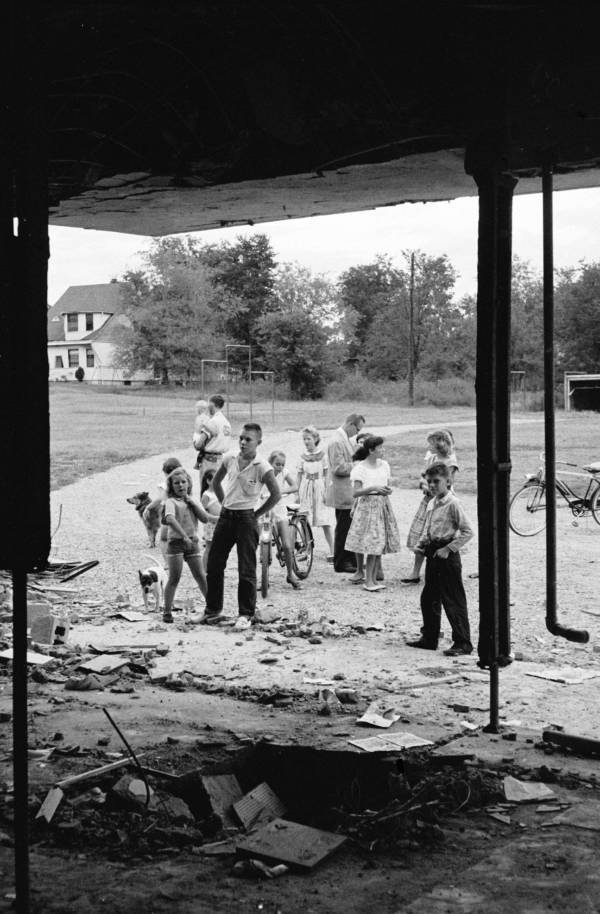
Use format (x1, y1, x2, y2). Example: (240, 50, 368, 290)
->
(425, 462, 452, 479)
(346, 412, 365, 427)
(210, 394, 225, 409)
(242, 421, 262, 439)
(162, 456, 182, 474)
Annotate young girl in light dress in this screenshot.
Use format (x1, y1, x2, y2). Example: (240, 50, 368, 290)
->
(402, 428, 458, 584)
(345, 436, 400, 592)
(264, 450, 302, 589)
(296, 425, 334, 560)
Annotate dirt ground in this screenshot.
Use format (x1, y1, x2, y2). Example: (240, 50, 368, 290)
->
(1, 420, 600, 912)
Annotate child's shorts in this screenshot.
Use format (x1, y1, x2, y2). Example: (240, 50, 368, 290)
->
(167, 536, 201, 557)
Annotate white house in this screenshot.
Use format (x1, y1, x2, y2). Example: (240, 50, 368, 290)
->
(47, 282, 151, 383)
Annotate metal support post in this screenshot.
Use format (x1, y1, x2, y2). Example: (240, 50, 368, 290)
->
(468, 161, 516, 732)
(542, 165, 588, 644)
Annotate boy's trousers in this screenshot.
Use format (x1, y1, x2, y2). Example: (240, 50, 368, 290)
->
(420, 544, 472, 649)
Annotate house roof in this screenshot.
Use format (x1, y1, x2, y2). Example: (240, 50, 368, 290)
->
(47, 282, 128, 343)
(49, 283, 127, 315)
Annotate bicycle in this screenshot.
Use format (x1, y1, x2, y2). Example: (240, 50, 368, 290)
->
(259, 503, 314, 597)
(509, 452, 600, 536)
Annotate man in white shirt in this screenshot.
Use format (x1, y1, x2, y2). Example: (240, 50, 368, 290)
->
(194, 394, 232, 492)
(326, 412, 365, 572)
(203, 422, 280, 626)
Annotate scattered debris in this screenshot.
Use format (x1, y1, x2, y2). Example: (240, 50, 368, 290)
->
(356, 702, 401, 729)
(546, 801, 600, 832)
(233, 858, 289, 879)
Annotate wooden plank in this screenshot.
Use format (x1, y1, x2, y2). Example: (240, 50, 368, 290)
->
(233, 782, 287, 829)
(201, 774, 243, 827)
(236, 818, 346, 870)
(55, 755, 140, 789)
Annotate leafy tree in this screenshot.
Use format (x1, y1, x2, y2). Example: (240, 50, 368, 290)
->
(338, 256, 401, 358)
(510, 257, 544, 385)
(113, 237, 242, 382)
(199, 234, 277, 353)
(255, 309, 331, 399)
(555, 260, 600, 373)
(272, 262, 340, 328)
(361, 251, 458, 380)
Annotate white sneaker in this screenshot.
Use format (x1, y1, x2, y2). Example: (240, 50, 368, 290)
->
(232, 616, 252, 631)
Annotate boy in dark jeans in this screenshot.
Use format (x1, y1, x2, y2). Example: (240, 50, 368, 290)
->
(406, 463, 474, 656)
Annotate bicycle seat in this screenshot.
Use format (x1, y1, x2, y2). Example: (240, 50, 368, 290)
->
(583, 463, 600, 473)
(286, 502, 306, 513)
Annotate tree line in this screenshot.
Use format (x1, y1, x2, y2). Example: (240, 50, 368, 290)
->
(115, 234, 600, 397)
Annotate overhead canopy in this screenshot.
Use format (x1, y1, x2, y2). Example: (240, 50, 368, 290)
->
(44, 0, 600, 235)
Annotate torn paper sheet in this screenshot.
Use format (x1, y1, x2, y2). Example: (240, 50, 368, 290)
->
(356, 702, 401, 729)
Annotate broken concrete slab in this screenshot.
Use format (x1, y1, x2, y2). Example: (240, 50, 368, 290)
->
(0, 648, 52, 665)
(236, 818, 346, 870)
(200, 774, 244, 827)
(546, 801, 600, 832)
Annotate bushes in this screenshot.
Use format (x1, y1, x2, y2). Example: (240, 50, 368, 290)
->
(325, 372, 476, 406)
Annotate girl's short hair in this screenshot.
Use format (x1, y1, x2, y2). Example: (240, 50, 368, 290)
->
(427, 429, 453, 455)
(268, 450, 286, 465)
(301, 425, 320, 446)
(162, 456, 182, 475)
(353, 435, 384, 461)
(166, 467, 193, 496)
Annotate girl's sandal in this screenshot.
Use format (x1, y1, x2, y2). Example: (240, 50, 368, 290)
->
(349, 575, 365, 584)
(363, 583, 386, 592)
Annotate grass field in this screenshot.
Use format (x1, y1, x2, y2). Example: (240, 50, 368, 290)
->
(50, 384, 598, 493)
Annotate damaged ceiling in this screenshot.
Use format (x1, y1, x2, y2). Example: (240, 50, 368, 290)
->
(43, 0, 600, 236)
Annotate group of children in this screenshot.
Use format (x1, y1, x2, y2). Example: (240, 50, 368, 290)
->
(148, 422, 474, 655)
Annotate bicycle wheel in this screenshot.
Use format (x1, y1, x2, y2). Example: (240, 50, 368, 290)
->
(291, 517, 313, 579)
(590, 485, 600, 526)
(260, 541, 271, 598)
(509, 483, 546, 536)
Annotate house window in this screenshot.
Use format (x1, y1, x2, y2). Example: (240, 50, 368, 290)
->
(68, 349, 79, 367)
(54, 355, 64, 368)
(67, 313, 78, 332)
(85, 313, 94, 331)
(86, 348, 95, 367)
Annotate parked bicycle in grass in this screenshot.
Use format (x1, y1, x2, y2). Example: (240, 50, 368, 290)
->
(259, 505, 314, 598)
(509, 452, 600, 536)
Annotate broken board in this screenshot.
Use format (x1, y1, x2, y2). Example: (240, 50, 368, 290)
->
(233, 782, 287, 829)
(236, 818, 346, 870)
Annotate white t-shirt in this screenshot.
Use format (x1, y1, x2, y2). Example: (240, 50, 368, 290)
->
(350, 458, 391, 490)
(204, 410, 232, 454)
(220, 451, 272, 510)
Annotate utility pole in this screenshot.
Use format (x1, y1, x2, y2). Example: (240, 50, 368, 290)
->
(408, 252, 415, 406)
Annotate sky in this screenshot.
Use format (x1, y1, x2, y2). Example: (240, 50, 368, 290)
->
(47, 186, 600, 306)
